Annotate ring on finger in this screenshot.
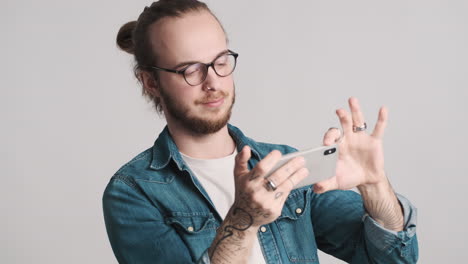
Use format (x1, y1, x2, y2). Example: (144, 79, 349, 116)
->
(352, 122, 367, 133)
(265, 178, 277, 191)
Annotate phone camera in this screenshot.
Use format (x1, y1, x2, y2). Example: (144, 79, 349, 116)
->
(324, 148, 336, 156)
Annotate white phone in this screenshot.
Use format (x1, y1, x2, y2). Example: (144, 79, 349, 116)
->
(265, 144, 339, 188)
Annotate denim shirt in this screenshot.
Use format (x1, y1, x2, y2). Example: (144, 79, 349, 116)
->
(103, 124, 418, 264)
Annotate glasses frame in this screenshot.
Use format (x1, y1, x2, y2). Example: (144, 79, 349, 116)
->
(150, 50, 239, 86)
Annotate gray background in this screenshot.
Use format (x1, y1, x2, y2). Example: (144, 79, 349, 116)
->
(3, 0, 467, 263)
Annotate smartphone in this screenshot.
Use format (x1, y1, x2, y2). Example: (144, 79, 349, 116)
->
(265, 144, 339, 188)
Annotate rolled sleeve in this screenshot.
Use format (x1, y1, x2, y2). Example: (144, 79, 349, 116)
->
(362, 193, 418, 262)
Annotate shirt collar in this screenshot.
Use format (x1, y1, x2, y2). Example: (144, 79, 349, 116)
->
(149, 124, 261, 171)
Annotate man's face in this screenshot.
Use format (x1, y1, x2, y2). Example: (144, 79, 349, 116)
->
(149, 10, 235, 135)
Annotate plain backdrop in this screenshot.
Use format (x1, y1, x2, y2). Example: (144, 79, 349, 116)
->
(3, 0, 468, 263)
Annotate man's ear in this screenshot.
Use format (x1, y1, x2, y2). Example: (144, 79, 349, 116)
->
(140, 71, 160, 98)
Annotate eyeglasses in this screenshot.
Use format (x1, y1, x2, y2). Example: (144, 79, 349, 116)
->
(150, 50, 239, 86)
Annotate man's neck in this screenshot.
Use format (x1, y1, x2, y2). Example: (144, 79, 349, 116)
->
(167, 123, 236, 159)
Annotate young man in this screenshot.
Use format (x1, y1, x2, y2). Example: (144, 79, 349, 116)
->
(103, 1, 418, 263)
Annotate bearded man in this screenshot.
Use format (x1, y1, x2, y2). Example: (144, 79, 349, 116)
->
(103, 1, 418, 263)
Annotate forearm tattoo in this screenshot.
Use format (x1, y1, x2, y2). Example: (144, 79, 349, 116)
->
(363, 196, 404, 230)
(209, 207, 253, 260)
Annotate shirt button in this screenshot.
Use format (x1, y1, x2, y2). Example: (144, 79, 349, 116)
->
(260, 226, 267, 233)
(187, 226, 194, 232)
(295, 208, 303, 214)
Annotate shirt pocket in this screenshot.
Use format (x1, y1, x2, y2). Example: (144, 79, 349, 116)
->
(276, 187, 319, 263)
(165, 212, 218, 259)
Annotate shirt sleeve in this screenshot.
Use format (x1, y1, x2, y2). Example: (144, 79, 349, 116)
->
(102, 175, 210, 264)
(361, 193, 418, 261)
(311, 189, 419, 264)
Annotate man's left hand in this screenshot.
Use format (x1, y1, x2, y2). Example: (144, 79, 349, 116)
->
(315, 97, 388, 193)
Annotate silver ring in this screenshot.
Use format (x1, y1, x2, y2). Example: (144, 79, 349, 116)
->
(266, 179, 277, 191)
(352, 122, 367, 132)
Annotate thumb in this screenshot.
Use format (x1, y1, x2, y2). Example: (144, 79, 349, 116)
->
(313, 176, 339, 194)
(234, 145, 251, 176)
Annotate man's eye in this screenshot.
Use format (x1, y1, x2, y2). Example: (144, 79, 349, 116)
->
(215, 60, 228, 67)
(215, 57, 228, 66)
(185, 65, 201, 75)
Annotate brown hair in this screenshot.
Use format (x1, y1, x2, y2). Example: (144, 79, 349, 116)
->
(116, 0, 222, 113)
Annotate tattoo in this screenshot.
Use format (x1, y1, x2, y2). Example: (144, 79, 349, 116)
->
(360, 180, 404, 231)
(208, 207, 253, 259)
(275, 192, 283, 199)
(249, 173, 260, 181)
(364, 197, 404, 230)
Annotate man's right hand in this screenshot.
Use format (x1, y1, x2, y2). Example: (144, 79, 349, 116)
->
(208, 146, 309, 263)
(231, 145, 309, 227)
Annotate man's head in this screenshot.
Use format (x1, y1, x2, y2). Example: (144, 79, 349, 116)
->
(116, 0, 236, 135)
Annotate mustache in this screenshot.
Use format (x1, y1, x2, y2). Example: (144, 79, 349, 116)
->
(195, 91, 229, 104)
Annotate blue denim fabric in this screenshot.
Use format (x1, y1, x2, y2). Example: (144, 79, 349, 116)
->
(103, 124, 418, 264)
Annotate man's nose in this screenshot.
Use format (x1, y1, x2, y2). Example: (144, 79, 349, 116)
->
(202, 65, 220, 91)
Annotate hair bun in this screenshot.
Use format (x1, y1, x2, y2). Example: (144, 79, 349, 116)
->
(116, 21, 137, 54)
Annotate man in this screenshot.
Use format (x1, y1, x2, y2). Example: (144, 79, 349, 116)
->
(103, 1, 418, 263)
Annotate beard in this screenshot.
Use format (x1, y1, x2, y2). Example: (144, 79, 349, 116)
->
(158, 84, 235, 135)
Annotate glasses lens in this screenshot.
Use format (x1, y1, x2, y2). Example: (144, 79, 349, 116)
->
(184, 63, 206, 86)
(213, 54, 236, 77)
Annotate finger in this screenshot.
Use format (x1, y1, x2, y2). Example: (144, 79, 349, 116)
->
(266, 156, 305, 188)
(323, 127, 342, 146)
(348, 97, 366, 128)
(272, 168, 309, 205)
(251, 150, 282, 179)
(313, 176, 339, 194)
(371, 106, 388, 139)
(336, 109, 353, 135)
(284, 167, 309, 189)
(234, 145, 251, 176)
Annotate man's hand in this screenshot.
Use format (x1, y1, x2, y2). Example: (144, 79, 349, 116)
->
(316, 97, 404, 231)
(316, 96, 387, 193)
(208, 146, 309, 263)
(232, 146, 309, 227)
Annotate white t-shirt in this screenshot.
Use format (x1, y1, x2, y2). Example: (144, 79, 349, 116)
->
(181, 151, 266, 264)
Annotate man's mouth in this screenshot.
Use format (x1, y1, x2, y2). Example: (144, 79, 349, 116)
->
(201, 97, 225, 107)
(196, 91, 228, 107)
